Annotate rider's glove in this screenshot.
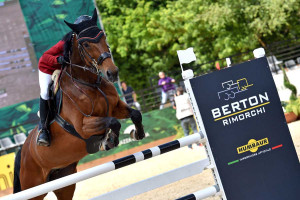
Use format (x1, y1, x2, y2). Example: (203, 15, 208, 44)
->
(57, 56, 66, 65)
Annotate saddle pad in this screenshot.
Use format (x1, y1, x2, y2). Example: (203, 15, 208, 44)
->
(52, 70, 61, 95)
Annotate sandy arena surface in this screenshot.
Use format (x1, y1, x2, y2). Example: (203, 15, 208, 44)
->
(1, 121, 299, 200)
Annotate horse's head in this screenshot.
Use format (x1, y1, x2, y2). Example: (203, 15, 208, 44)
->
(64, 9, 119, 82)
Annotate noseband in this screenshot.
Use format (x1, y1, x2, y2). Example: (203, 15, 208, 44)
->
(68, 26, 112, 75)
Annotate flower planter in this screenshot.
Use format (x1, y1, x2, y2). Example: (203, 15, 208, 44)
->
(284, 112, 297, 123)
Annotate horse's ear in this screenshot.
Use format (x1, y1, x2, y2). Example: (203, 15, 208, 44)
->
(64, 20, 79, 32)
(91, 8, 98, 23)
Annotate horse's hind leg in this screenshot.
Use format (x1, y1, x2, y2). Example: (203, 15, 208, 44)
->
(51, 162, 77, 200)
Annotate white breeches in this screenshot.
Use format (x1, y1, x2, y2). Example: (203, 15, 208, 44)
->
(39, 70, 52, 100)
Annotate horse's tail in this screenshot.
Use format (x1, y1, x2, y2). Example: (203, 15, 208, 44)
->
(13, 147, 22, 193)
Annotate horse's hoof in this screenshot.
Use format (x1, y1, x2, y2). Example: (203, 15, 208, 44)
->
(137, 132, 146, 140)
(130, 129, 145, 140)
(129, 129, 135, 139)
(99, 129, 119, 151)
(100, 144, 108, 151)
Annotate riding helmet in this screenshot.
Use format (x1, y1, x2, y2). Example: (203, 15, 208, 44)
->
(74, 15, 92, 24)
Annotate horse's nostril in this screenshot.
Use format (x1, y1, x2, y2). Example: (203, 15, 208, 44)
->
(107, 70, 112, 78)
(106, 69, 118, 82)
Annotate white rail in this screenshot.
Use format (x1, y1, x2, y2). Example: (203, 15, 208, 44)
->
(1, 133, 204, 200)
(176, 185, 219, 200)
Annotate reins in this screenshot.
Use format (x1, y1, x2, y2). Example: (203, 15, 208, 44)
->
(59, 27, 111, 117)
(65, 61, 98, 74)
(63, 68, 110, 117)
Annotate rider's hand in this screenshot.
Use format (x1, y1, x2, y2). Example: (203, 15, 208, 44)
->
(57, 56, 66, 65)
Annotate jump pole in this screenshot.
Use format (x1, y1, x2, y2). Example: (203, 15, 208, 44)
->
(0, 132, 204, 200)
(176, 185, 220, 200)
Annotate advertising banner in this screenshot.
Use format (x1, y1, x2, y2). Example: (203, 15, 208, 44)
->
(0, 153, 15, 191)
(0, 99, 39, 137)
(188, 57, 300, 200)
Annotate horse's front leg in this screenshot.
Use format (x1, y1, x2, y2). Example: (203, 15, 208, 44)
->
(82, 116, 121, 150)
(113, 100, 145, 140)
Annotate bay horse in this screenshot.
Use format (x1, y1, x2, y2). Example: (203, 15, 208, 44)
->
(13, 9, 145, 199)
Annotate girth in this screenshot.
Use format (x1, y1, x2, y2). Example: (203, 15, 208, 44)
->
(54, 114, 105, 154)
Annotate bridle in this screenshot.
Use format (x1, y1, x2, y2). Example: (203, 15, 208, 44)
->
(66, 26, 112, 75)
(78, 26, 112, 73)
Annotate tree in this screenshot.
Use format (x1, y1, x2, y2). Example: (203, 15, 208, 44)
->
(96, 0, 300, 90)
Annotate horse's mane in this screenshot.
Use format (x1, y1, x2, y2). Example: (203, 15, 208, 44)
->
(62, 31, 73, 62)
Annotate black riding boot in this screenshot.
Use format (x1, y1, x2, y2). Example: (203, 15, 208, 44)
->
(37, 97, 51, 147)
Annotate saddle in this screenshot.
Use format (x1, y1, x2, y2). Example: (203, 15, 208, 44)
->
(51, 70, 61, 96)
(48, 70, 105, 154)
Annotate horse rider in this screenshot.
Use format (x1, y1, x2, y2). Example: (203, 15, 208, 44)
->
(37, 15, 93, 147)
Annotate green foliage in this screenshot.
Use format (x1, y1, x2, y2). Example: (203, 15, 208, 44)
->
(281, 101, 288, 108)
(281, 66, 297, 101)
(285, 98, 300, 116)
(96, 0, 300, 89)
(173, 124, 184, 140)
(173, 124, 197, 140)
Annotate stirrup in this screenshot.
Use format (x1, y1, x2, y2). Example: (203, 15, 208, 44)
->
(37, 129, 50, 147)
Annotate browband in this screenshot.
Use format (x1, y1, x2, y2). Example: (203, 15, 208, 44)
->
(77, 30, 104, 44)
(78, 26, 99, 37)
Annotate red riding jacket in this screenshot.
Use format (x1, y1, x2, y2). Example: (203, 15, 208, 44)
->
(38, 40, 65, 75)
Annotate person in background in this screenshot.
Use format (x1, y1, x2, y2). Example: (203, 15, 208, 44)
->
(158, 71, 176, 109)
(173, 87, 199, 149)
(121, 81, 141, 111)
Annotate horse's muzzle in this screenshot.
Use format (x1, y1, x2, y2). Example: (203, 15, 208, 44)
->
(106, 69, 119, 82)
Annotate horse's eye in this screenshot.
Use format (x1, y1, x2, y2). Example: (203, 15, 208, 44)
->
(84, 43, 89, 48)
